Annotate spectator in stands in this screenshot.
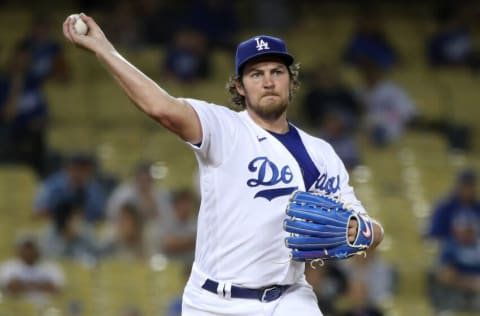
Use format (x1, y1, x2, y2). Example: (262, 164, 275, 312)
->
(160, 189, 197, 264)
(166, 296, 182, 316)
(302, 63, 362, 132)
(0, 14, 69, 178)
(100, 203, 155, 260)
(105, 0, 144, 50)
(252, 0, 293, 34)
(427, 168, 480, 241)
(186, 0, 238, 50)
(426, 2, 480, 71)
(106, 161, 172, 222)
(34, 153, 107, 223)
(93, 158, 118, 196)
(0, 46, 45, 175)
(339, 280, 384, 316)
(359, 60, 416, 147)
(20, 14, 70, 83)
(135, 0, 182, 46)
(40, 204, 98, 261)
(319, 111, 361, 171)
(305, 262, 347, 316)
(165, 263, 192, 316)
(339, 252, 396, 308)
(431, 212, 480, 312)
(343, 8, 398, 71)
(163, 27, 211, 83)
(0, 234, 64, 305)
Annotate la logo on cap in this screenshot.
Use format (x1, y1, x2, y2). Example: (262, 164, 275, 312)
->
(255, 37, 270, 51)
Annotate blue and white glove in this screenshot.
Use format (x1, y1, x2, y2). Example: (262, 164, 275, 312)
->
(283, 190, 374, 263)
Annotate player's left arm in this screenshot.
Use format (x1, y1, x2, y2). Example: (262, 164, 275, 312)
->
(333, 149, 384, 250)
(371, 218, 384, 249)
(370, 217, 384, 249)
(349, 217, 384, 250)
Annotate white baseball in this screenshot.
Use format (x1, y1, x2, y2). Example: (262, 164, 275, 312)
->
(71, 14, 88, 35)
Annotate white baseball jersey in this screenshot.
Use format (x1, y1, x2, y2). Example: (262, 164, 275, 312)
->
(183, 98, 366, 288)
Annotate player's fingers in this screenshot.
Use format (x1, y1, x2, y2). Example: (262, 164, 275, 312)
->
(348, 218, 358, 229)
(67, 20, 79, 43)
(348, 227, 356, 242)
(67, 18, 87, 44)
(78, 13, 100, 35)
(348, 227, 357, 235)
(348, 218, 359, 242)
(62, 17, 74, 43)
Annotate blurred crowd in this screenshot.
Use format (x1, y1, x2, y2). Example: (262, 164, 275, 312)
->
(426, 169, 480, 314)
(0, 0, 480, 315)
(0, 155, 199, 314)
(2, 1, 480, 177)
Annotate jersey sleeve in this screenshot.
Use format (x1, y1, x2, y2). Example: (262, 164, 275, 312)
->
(181, 98, 238, 167)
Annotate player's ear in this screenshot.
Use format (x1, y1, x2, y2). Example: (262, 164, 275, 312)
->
(235, 80, 245, 97)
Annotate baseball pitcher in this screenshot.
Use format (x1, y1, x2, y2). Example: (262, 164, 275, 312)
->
(63, 14, 384, 316)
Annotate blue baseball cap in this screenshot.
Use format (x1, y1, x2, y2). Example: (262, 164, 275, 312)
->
(235, 35, 294, 76)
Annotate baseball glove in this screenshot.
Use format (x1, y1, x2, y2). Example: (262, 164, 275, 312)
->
(283, 190, 374, 263)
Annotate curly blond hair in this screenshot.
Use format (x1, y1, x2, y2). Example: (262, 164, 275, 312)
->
(226, 63, 301, 109)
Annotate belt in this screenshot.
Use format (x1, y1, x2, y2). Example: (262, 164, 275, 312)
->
(201, 278, 290, 302)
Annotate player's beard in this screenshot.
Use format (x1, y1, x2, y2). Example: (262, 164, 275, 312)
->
(245, 95, 288, 121)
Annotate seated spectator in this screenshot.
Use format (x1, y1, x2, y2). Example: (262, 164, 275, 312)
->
(319, 111, 361, 171)
(165, 263, 191, 316)
(359, 60, 416, 147)
(19, 14, 70, 83)
(0, 234, 64, 305)
(105, 0, 144, 50)
(135, 1, 183, 46)
(302, 63, 362, 132)
(34, 153, 107, 223)
(431, 212, 480, 312)
(305, 261, 348, 315)
(343, 9, 398, 71)
(426, 169, 480, 241)
(339, 252, 396, 308)
(163, 28, 211, 83)
(186, 0, 238, 50)
(160, 189, 197, 264)
(92, 158, 118, 196)
(339, 280, 384, 316)
(100, 203, 155, 261)
(40, 204, 98, 261)
(0, 14, 70, 178)
(0, 44, 48, 177)
(252, 0, 293, 34)
(106, 161, 172, 222)
(426, 3, 480, 71)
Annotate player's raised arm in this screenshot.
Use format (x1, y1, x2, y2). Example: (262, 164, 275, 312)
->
(62, 13, 202, 143)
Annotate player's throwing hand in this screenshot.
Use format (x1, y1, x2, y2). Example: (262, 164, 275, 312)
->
(62, 13, 114, 55)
